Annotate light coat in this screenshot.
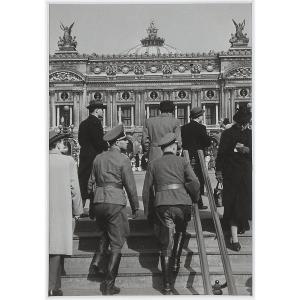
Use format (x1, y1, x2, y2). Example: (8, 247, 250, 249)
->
(49, 150, 83, 255)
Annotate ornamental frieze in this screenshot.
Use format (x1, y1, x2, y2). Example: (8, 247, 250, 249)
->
(133, 64, 146, 75)
(162, 64, 173, 74)
(191, 64, 202, 74)
(49, 71, 84, 82)
(226, 67, 251, 79)
(105, 64, 117, 76)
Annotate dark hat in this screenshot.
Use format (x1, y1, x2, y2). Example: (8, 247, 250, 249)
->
(223, 118, 230, 125)
(103, 124, 127, 143)
(86, 100, 106, 110)
(49, 129, 69, 146)
(159, 100, 175, 113)
(233, 107, 252, 125)
(158, 133, 178, 148)
(190, 107, 205, 119)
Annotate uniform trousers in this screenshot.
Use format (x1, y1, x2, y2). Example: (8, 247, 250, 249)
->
(94, 203, 129, 253)
(49, 255, 62, 290)
(190, 157, 205, 195)
(154, 205, 191, 256)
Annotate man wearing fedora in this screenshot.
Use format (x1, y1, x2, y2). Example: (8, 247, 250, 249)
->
(87, 124, 139, 295)
(181, 107, 211, 210)
(78, 99, 108, 210)
(142, 133, 200, 295)
(49, 129, 83, 296)
(142, 100, 182, 163)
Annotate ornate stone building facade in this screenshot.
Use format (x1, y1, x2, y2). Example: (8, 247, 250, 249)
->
(49, 20, 252, 140)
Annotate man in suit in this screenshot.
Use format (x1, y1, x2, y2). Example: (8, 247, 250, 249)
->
(88, 124, 139, 295)
(142, 133, 200, 295)
(78, 100, 108, 209)
(181, 107, 211, 209)
(142, 100, 181, 163)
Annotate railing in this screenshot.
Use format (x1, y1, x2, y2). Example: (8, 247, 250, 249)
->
(183, 150, 213, 295)
(197, 150, 237, 295)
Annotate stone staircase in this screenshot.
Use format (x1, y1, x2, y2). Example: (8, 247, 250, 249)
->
(61, 211, 252, 296)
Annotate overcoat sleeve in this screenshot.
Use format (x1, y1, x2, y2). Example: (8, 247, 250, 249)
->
(215, 130, 232, 173)
(90, 120, 108, 153)
(175, 119, 182, 149)
(69, 158, 83, 216)
(142, 162, 154, 217)
(141, 120, 150, 152)
(183, 160, 200, 202)
(121, 158, 139, 212)
(201, 125, 212, 148)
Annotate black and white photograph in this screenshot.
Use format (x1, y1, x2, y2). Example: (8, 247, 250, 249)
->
(48, 2, 252, 296)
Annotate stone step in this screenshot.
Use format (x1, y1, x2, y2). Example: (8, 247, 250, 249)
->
(64, 253, 252, 274)
(61, 271, 252, 289)
(72, 235, 252, 254)
(62, 285, 252, 296)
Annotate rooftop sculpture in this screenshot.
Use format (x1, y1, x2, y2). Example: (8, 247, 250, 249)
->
(58, 21, 77, 51)
(229, 19, 249, 48)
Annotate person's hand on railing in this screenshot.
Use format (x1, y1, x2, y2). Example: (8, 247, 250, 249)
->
(215, 171, 223, 183)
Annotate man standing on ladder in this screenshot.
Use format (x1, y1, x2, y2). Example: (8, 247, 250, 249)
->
(142, 133, 199, 295)
(181, 107, 211, 210)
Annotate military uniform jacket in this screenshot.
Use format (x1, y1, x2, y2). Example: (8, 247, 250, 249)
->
(142, 113, 182, 162)
(181, 120, 211, 158)
(142, 152, 200, 217)
(88, 147, 139, 211)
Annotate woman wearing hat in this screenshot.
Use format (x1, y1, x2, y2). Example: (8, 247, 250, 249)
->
(215, 107, 252, 251)
(49, 129, 83, 296)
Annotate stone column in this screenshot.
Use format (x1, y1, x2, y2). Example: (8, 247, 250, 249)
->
(118, 106, 122, 124)
(198, 90, 202, 107)
(73, 92, 80, 129)
(80, 84, 88, 122)
(50, 91, 56, 128)
(187, 104, 191, 123)
(103, 108, 106, 128)
(70, 106, 73, 125)
(134, 92, 139, 126)
(175, 104, 178, 118)
(215, 104, 219, 125)
(146, 105, 150, 119)
(203, 104, 206, 125)
(140, 92, 145, 126)
(112, 91, 117, 126)
(131, 106, 134, 127)
(56, 106, 60, 126)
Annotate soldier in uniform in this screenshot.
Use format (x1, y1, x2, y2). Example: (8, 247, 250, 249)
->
(142, 100, 181, 163)
(142, 133, 200, 295)
(87, 124, 140, 295)
(181, 107, 211, 209)
(78, 99, 108, 209)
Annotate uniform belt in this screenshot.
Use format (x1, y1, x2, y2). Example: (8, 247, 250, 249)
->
(96, 182, 123, 189)
(156, 184, 185, 192)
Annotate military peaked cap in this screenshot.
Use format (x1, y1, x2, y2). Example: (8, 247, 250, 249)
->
(103, 124, 127, 142)
(49, 129, 69, 146)
(86, 99, 106, 109)
(158, 132, 178, 148)
(190, 107, 205, 119)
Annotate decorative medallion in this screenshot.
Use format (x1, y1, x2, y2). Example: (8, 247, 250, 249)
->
(133, 64, 145, 75)
(150, 66, 158, 73)
(49, 71, 83, 82)
(240, 89, 248, 97)
(178, 65, 186, 73)
(94, 92, 102, 100)
(162, 64, 173, 74)
(93, 66, 101, 74)
(191, 64, 202, 74)
(206, 65, 214, 72)
(122, 66, 130, 74)
(178, 90, 186, 99)
(122, 91, 130, 100)
(60, 91, 69, 100)
(150, 91, 158, 100)
(206, 90, 215, 99)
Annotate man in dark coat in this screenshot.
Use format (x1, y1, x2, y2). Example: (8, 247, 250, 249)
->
(181, 107, 211, 209)
(78, 100, 108, 209)
(88, 124, 139, 295)
(142, 100, 181, 163)
(215, 107, 252, 252)
(142, 133, 200, 295)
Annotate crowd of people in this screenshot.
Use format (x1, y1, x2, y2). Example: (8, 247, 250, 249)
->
(49, 99, 252, 296)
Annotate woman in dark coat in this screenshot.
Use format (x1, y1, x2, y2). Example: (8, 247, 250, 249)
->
(215, 108, 252, 251)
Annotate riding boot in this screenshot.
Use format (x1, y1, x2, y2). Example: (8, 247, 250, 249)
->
(160, 255, 172, 295)
(102, 253, 121, 295)
(171, 232, 186, 271)
(90, 235, 110, 276)
(170, 232, 180, 272)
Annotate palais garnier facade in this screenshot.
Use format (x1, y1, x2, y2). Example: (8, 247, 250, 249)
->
(49, 20, 252, 141)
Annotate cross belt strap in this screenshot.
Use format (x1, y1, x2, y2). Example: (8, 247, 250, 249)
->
(156, 183, 185, 192)
(96, 182, 123, 190)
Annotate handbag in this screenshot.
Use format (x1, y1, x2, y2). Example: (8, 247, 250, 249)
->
(214, 181, 223, 207)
